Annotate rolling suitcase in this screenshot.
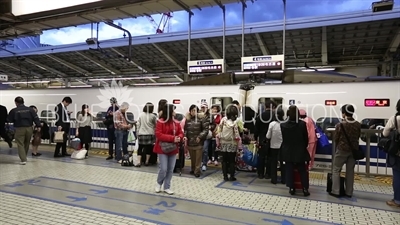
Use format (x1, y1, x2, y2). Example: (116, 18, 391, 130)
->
(294, 164, 309, 189)
(326, 173, 346, 196)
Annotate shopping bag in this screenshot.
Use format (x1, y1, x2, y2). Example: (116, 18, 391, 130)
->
(54, 131, 65, 143)
(242, 144, 258, 167)
(133, 139, 139, 152)
(128, 129, 136, 143)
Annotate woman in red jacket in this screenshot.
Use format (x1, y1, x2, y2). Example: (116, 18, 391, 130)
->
(154, 104, 184, 195)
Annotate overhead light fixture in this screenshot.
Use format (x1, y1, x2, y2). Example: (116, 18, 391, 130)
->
(301, 69, 316, 72)
(2, 80, 50, 84)
(316, 68, 335, 71)
(47, 85, 93, 89)
(372, 0, 393, 12)
(270, 70, 284, 73)
(132, 82, 180, 86)
(88, 76, 160, 81)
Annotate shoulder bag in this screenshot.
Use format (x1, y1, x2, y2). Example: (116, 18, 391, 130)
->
(159, 122, 177, 154)
(340, 123, 365, 160)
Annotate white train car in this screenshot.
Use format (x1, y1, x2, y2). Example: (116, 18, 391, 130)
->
(1, 81, 399, 175)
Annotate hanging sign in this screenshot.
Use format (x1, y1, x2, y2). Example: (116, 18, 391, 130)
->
(241, 55, 284, 72)
(187, 59, 224, 75)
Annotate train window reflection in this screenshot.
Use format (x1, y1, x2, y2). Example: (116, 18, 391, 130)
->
(360, 118, 387, 143)
(175, 113, 184, 121)
(316, 117, 340, 140)
(258, 97, 283, 114)
(211, 97, 233, 111)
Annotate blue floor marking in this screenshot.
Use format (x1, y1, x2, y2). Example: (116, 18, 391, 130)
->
(0, 150, 219, 180)
(0, 176, 341, 225)
(0, 189, 170, 225)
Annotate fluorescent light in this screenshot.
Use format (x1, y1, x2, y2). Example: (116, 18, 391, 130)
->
(89, 76, 160, 81)
(2, 81, 50, 84)
(48, 85, 92, 89)
(317, 68, 335, 71)
(132, 82, 180, 86)
(270, 70, 284, 73)
(301, 69, 315, 72)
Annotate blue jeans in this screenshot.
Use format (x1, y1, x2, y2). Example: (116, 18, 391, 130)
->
(157, 154, 176, 190)
(393, 167, 400, 204)
(203, 139, 211, 166)
(115, 130, 128, 161)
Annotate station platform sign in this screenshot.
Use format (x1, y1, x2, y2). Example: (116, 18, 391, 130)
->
(187, 59, 225, 75)
(241, 55, 284, 72)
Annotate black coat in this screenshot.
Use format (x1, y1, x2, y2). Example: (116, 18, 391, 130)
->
(280, 120, 310, 163)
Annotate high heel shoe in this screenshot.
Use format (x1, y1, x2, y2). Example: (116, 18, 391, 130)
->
(303, 189, 310, 197)
(289, 188, 296, 195)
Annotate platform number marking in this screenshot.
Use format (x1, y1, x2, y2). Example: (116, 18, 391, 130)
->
(143, 208, 165, 215)
(289, 100, 295, 105)
(156, 201, 177, 208)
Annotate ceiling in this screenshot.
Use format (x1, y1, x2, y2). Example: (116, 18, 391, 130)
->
(0, 8, 399, 88)
(0, 0, 253, 40)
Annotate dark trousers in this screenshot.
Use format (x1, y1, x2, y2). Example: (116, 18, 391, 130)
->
(138, 144, 153, 156)
(257, 144, 269, 177)
(0, 126, 12, 144)
(208, 139, 218, 161)
(83, 143, 90, 156)
(285, 162, 309, 189)
(268, 148, 280, 183)
(107, 128, 116, 156)
(221, 152, 236, 178)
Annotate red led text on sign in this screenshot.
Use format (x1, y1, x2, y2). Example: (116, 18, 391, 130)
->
(325, 100, 337, 106)
(364, 99, 390, 107)
(173, 99, 181, 104)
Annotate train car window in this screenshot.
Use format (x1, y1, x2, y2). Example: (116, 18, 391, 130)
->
(40, 110, 55, 118)
(126, 112, 134, 122)
(175, 113, 184, 121)
(316, 117, 341, 140)
(95, 112, 107, 121)
(360, 118, 387, 143)
(211, 97, 233, 111)
(258, 97, 283, 114)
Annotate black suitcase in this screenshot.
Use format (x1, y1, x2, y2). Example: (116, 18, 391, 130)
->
(174, 144, 185, 175)
(326, 173, 346, 196)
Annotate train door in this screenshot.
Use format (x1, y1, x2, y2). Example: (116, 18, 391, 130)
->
(211, 97, 233, 115)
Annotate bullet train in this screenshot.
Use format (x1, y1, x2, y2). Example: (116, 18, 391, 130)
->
(1, 80, 399, 175)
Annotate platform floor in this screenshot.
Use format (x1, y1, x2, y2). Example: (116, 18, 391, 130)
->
(0, 143, 399, 225)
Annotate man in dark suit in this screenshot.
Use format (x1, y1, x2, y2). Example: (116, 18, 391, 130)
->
(0, 104, 13, 148)
(54, 97, 73, 157)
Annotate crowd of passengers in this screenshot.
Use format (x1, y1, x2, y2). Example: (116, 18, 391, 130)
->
(0, 96, 399, 208)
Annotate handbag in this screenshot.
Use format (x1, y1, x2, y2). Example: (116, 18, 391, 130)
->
(340, 123, 365, 160)
(159, 122, 177, 154)
(378, 115, 400, 157)
(54, 131, 65, 143)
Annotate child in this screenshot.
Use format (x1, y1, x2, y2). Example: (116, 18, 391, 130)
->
(216, 105, 242, 181)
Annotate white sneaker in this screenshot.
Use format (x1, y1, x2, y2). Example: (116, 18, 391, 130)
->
(202, 165, 207, 171)
(164, 189, 174, 195)
(20, 162, 26, 165)
(155, 183, 162, 193)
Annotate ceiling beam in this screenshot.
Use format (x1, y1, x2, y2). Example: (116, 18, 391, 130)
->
(45, 54, 91, 75)
(254, 33, 270, 55)
(75, 51, 120, 75)
(174, 75, 184, 82)
(109, 48, 152, 73)
(25, 58, 68, 77)
(152, 43, 184, 70)
(0, 60, 42, 78)
(384, 27, 400, 61)
(321, 26, 328, 65)
(198, 38, 229, 68)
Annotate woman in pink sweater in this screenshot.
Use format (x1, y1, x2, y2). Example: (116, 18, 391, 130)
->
(299, 109, 317, 170)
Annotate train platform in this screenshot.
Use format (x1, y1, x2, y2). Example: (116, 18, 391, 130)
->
(0, 143, 399, 225)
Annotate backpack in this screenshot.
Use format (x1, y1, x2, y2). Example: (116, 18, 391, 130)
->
(121, 153, 134, 167)
(219, 119, 237, 141)
(378, 115, 400, 158)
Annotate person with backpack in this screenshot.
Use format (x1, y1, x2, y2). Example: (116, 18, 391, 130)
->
(382, 99, 400, 208)
(216, 105, 242, 181)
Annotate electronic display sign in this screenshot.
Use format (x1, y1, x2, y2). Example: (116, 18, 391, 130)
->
(325, 100, 337, 106)
(364, 99, 390, 107)
(187, 59, 224, 75)
(241, 55, 284, 72)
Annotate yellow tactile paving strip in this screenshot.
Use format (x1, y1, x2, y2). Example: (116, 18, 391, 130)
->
(0, 142, 392, 186)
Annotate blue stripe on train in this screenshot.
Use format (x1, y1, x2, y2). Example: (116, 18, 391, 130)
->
(316, 144, 387, 159)
(315, 157, 388, 167)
